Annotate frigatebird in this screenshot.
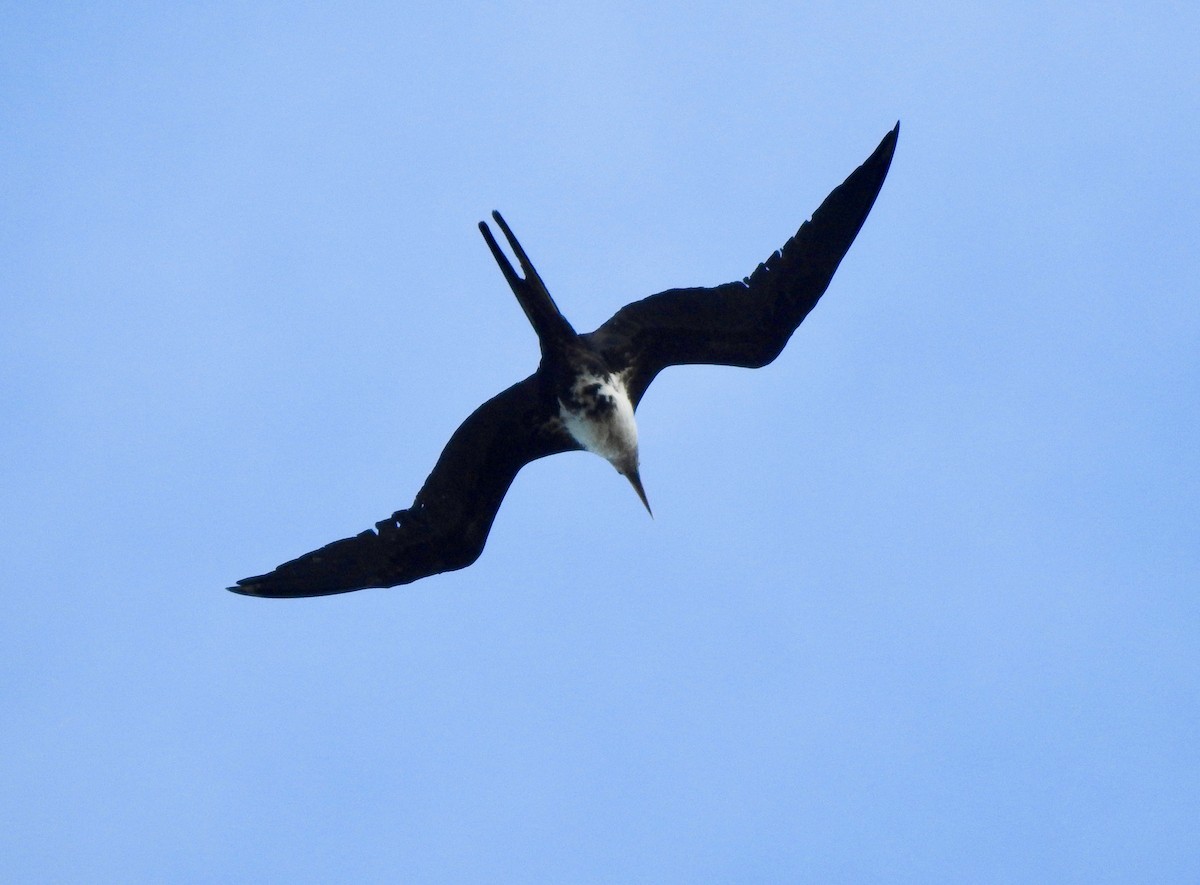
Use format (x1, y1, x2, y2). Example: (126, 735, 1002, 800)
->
(230, 123, 898, 598)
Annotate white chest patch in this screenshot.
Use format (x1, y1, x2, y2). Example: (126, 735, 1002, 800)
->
(559, 372, 639, 464)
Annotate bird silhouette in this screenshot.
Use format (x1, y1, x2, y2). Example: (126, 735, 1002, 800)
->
(230, 123, 898, 597)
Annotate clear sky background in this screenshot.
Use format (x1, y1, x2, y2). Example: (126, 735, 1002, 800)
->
(3, 2, 1197, 881)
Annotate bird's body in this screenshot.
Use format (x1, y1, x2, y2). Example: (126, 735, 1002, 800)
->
(557, 370, 640, 478)
(230, 123, 899, 598)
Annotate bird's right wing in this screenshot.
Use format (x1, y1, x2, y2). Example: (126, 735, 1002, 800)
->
(587, 123, 898, 406)
(230, 375, 579, 598)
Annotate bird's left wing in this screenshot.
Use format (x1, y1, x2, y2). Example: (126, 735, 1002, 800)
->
(230, 375, 578, 598)
(587, 123, 897, 406)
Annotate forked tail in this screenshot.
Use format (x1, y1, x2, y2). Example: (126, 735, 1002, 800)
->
(479, 211, 577, 350)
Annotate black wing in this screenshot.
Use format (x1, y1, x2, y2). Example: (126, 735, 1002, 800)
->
(587, 123, 898, 405)
(230, 375, 579, 597)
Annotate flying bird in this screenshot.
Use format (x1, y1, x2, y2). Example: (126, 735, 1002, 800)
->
(230, 123, 898, 598)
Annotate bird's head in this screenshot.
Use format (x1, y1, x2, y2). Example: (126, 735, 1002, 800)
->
(614, 452, 652, 517)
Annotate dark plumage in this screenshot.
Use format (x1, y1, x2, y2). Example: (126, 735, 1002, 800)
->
(230, 123, 898, 598)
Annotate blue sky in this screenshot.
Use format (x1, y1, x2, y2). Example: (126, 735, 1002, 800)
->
(3, 2, 1197, 881)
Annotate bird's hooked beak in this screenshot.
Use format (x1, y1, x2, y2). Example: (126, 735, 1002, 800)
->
(624, 465, 653, 518)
